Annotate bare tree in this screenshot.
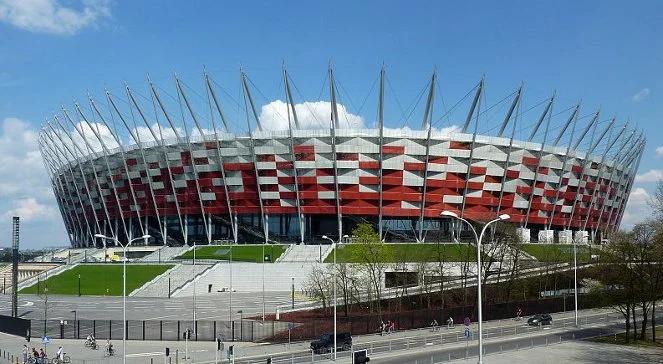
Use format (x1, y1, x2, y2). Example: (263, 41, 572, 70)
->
(304, 265, 333, 314)
(335, 263, 360, 317)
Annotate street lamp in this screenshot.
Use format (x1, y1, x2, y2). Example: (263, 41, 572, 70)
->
(322, 234, 349, 361)
(71, 310, 77, 338)
(237, 309, 244, 341)
(94, 233, 150, 364)
(440, 211, 509, 364)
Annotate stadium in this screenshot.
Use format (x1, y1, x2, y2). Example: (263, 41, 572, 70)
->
(38, 68, 645, 248)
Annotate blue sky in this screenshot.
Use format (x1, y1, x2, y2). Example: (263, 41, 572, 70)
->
(0, 0, 661, 248)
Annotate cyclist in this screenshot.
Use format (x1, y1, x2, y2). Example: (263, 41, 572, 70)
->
(55, 347, 64, 364)
(38, 349, 46, 364)
(430, 319, 439, 332)
(105, 340, 114, 356)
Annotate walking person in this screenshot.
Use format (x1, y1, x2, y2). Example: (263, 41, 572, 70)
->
(22, 345, 28, 364)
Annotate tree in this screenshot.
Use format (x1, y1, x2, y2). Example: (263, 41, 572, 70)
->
(304, 265, 333, 314)
(351, 223, 392, 315)
(480, 221, 522, 303)
(651, 180, 663, 220)
(590, 224, 663, 343)
(335, 263, 360, 317)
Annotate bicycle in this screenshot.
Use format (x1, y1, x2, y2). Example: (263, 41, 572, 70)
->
(52, 354, 70, 364)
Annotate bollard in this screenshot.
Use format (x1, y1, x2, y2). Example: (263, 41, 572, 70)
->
(449, 352, 451, 361)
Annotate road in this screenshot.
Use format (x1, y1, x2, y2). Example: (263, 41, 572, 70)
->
(0, 307, 646, 364)
(0, 292, 292, 321)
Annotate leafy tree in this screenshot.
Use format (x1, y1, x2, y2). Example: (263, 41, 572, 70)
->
(351, 223, 392, 315)
(590, 224, 663, 343)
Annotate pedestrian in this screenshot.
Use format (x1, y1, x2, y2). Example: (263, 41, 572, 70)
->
(447, 316, 454, 329)
(379, 320, 386, 336)
(389, 321, 396, 334)
(22, 345, 28, 364)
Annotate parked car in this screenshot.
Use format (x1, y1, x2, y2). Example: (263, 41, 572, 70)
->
(527, 314, 552, 326)
(310, 332, 352, 354)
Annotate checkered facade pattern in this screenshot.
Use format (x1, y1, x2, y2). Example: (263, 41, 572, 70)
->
(42, 127, 638, 247)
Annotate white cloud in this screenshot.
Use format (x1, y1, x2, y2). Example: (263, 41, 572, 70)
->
(71, 121, 120, 152)
(383, 124, 461, 137)
(656, 146, 663, 157)
(132, 123, 184, 144)
(258, 100, 364, 131)
(631, 88, 651, 103)
(0, 0, 110, 35)
(0, 117, 67, 247)
(2, 197, 58, 221)
(635, 169, 663, 183)
(620, 187, 652, 230)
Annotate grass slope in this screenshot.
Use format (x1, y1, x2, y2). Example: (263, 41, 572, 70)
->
(588, 328, 663, 348)
(325, 243, 477, 263)
(19, 264, 173, 296)
(178, 244, 286, 262)
(521, 244, 595, 263)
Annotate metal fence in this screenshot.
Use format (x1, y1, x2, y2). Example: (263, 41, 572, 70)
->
(30, 319, 290, 342)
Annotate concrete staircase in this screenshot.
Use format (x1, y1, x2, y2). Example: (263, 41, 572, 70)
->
(277, 244, 331, 263)
(131, 262, 214, 297)
(173, 262, 322, 296)
(139, 246, 191, 262)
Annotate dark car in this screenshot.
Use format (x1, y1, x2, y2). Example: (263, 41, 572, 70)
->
(527, 314, 552, 326)
(310, 332, 352, 354)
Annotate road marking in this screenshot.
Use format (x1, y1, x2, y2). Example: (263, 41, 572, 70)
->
(21, 301, 34, 307)
(126, 352, 163, 357)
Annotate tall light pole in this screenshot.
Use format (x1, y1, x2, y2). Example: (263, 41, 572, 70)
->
(322, 234, 348, 361)
(263, 214, 268, 322)
(95, 233, 151, 364)
(573, 235, 579, 326)
(440, 211, 509, 364)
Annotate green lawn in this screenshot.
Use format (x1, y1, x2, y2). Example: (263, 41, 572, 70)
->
(178, 244, 286, 262)
(19, 264, 173, 296)
(325, 243, 478, 263)
(521, 244, 596, 263)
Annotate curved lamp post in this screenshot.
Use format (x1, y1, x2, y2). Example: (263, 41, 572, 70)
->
(94, 233, 150, 364)
(440, 211, 509, 364)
